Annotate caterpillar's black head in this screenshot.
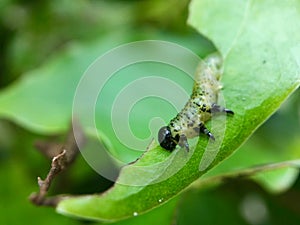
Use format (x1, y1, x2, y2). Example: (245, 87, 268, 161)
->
(158, 126, 179, 151)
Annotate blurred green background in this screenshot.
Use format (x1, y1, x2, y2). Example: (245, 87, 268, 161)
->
(0, 0, 300, 224)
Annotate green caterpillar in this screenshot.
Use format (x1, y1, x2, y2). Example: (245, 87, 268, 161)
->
(158, 53, 234, 152)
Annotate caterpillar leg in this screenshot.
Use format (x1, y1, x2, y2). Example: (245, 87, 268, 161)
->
(178, 134, 189, 152)
(199, 123, 215, 141)
(211, 103, 234, 115)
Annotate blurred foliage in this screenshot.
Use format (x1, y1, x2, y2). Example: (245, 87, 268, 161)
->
(0, 0, 190, 87)
(0, 0, 300, 225)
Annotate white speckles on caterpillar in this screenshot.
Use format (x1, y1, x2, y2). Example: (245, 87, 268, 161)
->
(158, 53, 234, 152)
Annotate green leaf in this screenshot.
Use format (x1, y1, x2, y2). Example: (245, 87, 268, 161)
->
(56, 0, 300, 222)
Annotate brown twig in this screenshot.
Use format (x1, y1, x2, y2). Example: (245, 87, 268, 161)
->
(29, 121, 85, 207)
